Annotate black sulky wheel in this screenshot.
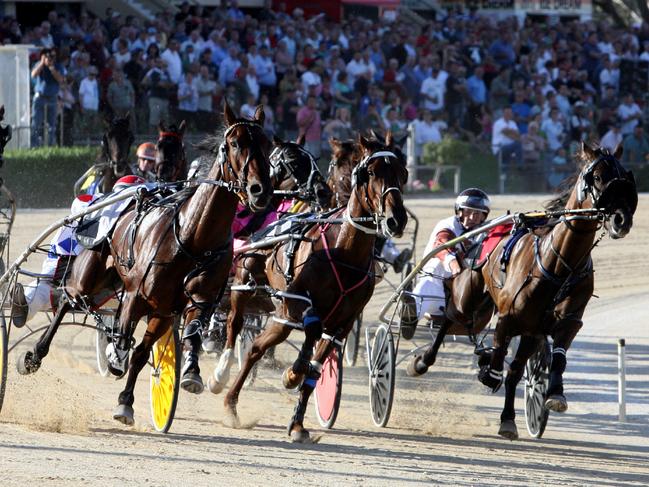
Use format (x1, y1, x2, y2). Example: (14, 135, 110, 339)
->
(369, 324, 395, 427)
(314, 345, 344, 429)
(524, 338, 551, 438)
(344, 313, 362, 367)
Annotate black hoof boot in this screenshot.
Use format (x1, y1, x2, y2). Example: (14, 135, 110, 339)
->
(16, 350, 41, 375)
(478, 365, 503, 392)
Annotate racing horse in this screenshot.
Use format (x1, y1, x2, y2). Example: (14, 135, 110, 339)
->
(152, 121, 188, 182)
(222, 133, 408, 442)
(205, 135, 333, 393)
(408, 142, 637, 440)
(74, 114, 135, 195)
(17, 103, 274, 425)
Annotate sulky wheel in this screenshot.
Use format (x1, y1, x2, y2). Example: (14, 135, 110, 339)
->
(0, 317, 6, 414)
(149, 326, 181, 433)
(344, 313, 362, 367)
(314, 345, 343, 429)
(369, 324, 395, 427)
(95, 314, 115, 378)
(524, 338, 551, 438)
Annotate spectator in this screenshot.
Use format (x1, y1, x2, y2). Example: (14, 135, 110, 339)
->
(541, 108, 565, 153)
(420, 60, 446, 114)
(600, 121, 623, 153)
(333, 71, 355, 112)
(570, 102, 592, 142)
(195, 65, 219, 131)
(107, 69, 135, 120)
(521, 121, 546, 165)
(296, 94, 322, 165)
(78, 65, 100, 140)
(240, 93, 257, 119)
(255, 45, 277, 100)
(58, 75, 76, 146)
(622, 124, 649, 164)
(548, 148, 572, 189)
(511, 90, 532, 134)
(31, 48, 65, 146)
(143, 57, 172, 130)
(617, 93, 642, 136)
(280, 90, 300, 141)
(489, 67, 511, 114)
(177, 71, 198, 125)
(219, 46, 241, 87)
(161, 38, 182, 85)
(323, 107, 354, 142)
(383, 107, 407, 141)
(259, 93, 276, 135)
(413, 109, 446, 159)
(445, 61, 467, 128)
(359, 102, 385, 133)
(492, 106, 522, 166)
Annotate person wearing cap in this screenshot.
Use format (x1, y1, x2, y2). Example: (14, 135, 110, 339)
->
(78, 65, 100, 140)
(31, 47, 65, 146)
(400, 188, 491, 340)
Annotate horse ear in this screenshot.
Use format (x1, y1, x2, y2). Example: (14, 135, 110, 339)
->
(581, 140, 596, 159)
(396, 134, 408, 147)
(272, 134, 283, 146)
(0, 105, 4, 122)
(613, 143, 623, 160)
(223, 101, 237, 127)
(158, 120, 166, 133)
(296, 133, 306, 146)
(178, 120, 186, 135)
(369, 128, 381, 142)
(254, 105, 265, 125)
(385, 130, 394, 147)
(359, 134, 371, 150)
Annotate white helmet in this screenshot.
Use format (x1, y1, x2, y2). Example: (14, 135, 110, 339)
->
(454, 187, 490, 215)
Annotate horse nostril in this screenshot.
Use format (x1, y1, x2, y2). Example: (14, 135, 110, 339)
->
(249, 183, 263, 196)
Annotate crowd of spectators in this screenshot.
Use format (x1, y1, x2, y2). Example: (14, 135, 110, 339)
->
(2, 1, 649, 188)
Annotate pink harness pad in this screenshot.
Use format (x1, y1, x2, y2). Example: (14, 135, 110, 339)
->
(477, 223, 513, 266)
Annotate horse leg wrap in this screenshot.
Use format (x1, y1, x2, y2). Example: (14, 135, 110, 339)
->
(478, 365, 503, 392)
(291, 312, 322, 374)
(287, 363, 321, 436)
(548, 347, 567, 396)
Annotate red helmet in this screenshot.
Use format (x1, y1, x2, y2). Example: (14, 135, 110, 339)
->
(136, 142, 156, 161)
(114, 175, 146, 191)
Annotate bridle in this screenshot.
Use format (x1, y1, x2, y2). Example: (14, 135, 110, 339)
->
(576, 152, 633, 212)
(270, 144, 322, 200)
(347, 149, 404, 236)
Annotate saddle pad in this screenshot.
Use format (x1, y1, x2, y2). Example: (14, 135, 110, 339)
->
(476, 223, 514, 267)
(76, 192, 136, 248)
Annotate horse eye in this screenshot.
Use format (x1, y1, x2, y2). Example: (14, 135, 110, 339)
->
(593, 175, 601, 182)
(230, 141, 239, 149)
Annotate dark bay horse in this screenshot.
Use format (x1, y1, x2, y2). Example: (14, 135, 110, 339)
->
(206, 135, 333, 392)
(222, 134, 408, 442)
(17, 104, 274, 426)
(154, 121, 188, 182)
(98, 115, 135, 194)
(326, 138, 361, 208)
(408, 143, 637, 440)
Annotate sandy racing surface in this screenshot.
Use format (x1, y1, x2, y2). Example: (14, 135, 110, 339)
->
(1, 195, 648, 486)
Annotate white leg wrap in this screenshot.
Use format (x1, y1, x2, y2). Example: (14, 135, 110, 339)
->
(214, 348, 235, 383)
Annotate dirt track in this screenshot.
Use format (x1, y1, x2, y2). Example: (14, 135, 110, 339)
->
(1, 195, 648, 486)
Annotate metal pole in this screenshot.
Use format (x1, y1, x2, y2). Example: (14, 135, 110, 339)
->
(618, 338, 626, 422)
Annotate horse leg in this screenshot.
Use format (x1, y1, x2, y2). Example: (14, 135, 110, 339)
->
(288, 335, 334, 443)
(179, 306, 212, 394)
(223, 322, 292, 425)
(113, 316, 171, 425)
(406, 317, 451, 377)
(545, 319, 582, 412)
(16, 298, 72, 375)
(498, 335, 538, 440)
(478, 319, 510, 392)
(282, 307, 323, 389)
(208, 290, 248, 395)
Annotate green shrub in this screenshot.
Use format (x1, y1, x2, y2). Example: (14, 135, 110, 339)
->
(2, 146, 97, 208)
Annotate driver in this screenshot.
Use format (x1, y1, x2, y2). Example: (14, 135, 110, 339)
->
(10, 175, 147, 327)
(401, 188, 490, 338)
(134, 142, 157, 181)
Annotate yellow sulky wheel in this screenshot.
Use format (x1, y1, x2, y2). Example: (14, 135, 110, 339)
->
(0, 321, 7, 414)
(149, 326, 180, 433)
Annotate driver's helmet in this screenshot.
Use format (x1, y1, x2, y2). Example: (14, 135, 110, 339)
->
(136, 142, 156, 161)
(113, 175, 146, 192)
(454, 187, 491, 215)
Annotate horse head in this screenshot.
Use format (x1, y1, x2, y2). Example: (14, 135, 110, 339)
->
(578, 142, 637, 239)
(156, 120, 187, 182)
(0, 105, 11, 168)
(354, 131, 409, 238)
(101, 114, 134, 178)
(270, 133, 332, 209)
(327, 137, 360, 207)
(220, 102, 273, 211)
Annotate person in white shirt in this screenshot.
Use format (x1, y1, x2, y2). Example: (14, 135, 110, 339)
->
(413, 109, 446, 158)
(78, 66, 100, 139)
(177, 72, 198, 113)
(600, 122, 623, 153)
(346, 51, 369, 86)
(491, 106, 522, 165)
(617, 93, 642, 136)
(161, 39, 183, 84)
(420, 64, 446, 113)
(541, 108, 565, 152)
(181, 29, 205, 55)
(599, 57, 619, 95)
(218, 46, 241, 87)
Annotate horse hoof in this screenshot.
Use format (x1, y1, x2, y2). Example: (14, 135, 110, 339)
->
(223, 404, 241, 429)
(290, 429, 311, 444)
(282, 367, 302, 390)
(16, 350, 40, 375)
(207, 375, 224, 395)
(498, 419, 519, 440)
(545, 394, 568, 413)
(180, 371, 204, 394)
(406, 356, 428, 377)
(113, 404, 135, 426)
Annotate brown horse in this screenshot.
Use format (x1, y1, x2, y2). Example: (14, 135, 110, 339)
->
(98, 115, 136, 194)
(154, 121, 188, 182)
(17, 104, 273, 426)
(408, 143, 637, 440)
(222, 133, 408, 442)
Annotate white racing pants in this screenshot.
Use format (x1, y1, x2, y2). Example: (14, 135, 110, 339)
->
(410, 276, 446, 320)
